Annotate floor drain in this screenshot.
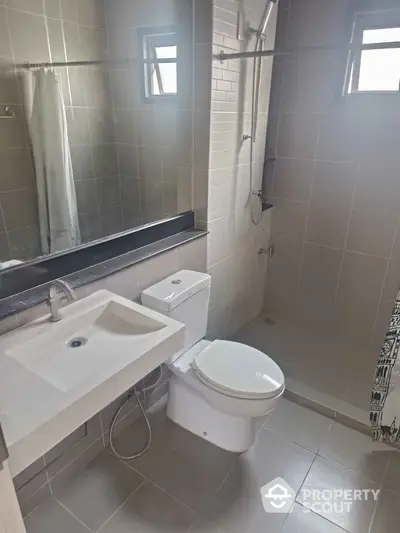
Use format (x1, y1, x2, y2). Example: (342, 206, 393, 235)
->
(68, 337, 88, 348)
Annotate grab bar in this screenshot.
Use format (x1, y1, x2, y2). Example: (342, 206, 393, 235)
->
(0, 106, 16, 119)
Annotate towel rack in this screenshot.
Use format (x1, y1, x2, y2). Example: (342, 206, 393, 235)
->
(0, 106, 16, 119)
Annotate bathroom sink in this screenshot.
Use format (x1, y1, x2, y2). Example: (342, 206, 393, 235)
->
(4, 290, 180, 393)
(0, 289, 185, 476)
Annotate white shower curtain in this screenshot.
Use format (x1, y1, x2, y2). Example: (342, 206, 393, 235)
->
(30, 69, 81, 254)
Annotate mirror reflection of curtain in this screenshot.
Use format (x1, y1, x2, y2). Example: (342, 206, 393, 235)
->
(30, 69, 81, 255)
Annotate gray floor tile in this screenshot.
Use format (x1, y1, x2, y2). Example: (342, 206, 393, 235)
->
(54, 450, 144, 531)
(263, 398, 333, 452)
(99, 481, 196, 533)
(382, 450, 400, 491)
(369, 488, 400, 533)
(121, 410, 239, 513)
(18, 484, 52, 519)
(25, 498, 91, 533)
(318, 422, 392, 484)
(235, 317, 374, 412)
(188, 518, 223, 533)
(282, 503, 347, 532)
(204, 428, 315, 533)
(297, 456, 380, 533)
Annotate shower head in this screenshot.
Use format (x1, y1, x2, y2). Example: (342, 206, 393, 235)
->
(257, 0, 278, 39)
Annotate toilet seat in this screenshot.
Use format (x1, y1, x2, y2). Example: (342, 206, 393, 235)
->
(192, 340, 285, 400)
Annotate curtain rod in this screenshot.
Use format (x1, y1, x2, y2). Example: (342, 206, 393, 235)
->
(214, 41, 400, 61)
(16, 57, 177, 69)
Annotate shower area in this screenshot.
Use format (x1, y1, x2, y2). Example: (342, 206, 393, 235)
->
(232, 0, 400, 427)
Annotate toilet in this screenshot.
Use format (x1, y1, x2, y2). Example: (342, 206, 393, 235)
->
(141, 270, 285, 452)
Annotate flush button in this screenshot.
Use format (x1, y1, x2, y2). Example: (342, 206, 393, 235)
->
(171, 279, 182, 285)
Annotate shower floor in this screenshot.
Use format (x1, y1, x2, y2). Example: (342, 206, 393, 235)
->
(233, 315, 380, 430)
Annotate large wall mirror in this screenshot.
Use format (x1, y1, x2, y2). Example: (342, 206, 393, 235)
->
(0, 0, 193, 270)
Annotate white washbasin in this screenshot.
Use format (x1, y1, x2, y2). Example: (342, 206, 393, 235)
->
(0, 289, 185, 475)
(7, 296, 167, 392)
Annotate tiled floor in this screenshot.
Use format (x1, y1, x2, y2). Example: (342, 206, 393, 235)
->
(233, 316, 379, 423)
(24, 398, 400, 533)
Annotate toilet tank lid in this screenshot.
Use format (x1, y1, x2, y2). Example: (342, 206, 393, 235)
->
(141, 270, 211, 312)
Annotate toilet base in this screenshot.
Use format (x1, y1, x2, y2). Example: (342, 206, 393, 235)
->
(166, 375, 257, 452)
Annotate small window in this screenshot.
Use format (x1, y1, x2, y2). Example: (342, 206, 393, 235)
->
(348, 12, 400, 94)
(140, 27, 178, 100)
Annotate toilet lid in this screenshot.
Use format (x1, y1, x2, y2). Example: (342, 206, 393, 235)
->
(193, 340, 285, 399)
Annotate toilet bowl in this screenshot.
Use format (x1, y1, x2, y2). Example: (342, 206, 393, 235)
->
(141, 270, 285, 452)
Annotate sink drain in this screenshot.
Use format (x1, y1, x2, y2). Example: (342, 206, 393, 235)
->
(68, 337, 88, 348)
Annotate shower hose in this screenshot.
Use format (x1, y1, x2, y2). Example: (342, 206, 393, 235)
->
(109, 366, 163, 460)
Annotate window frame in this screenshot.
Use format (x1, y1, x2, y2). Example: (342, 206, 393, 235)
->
(348, 10, 400, 95)
(139, 25, 179, 103)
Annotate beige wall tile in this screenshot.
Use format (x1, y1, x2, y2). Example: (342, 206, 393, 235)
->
(298, 243, 342, 324)
(312, 162, 356, 207)
(0, 105, 28, 149)
(280, 52, 336, 114)
(305, 166, 355, 249)
(0, 7, 12, 58)
(335, 252, 387, 341)
(113, 110, 136, 144)
(272, 158, 314, 202)
(316, 113, 361, 163)
(71, 146, 94, 180)
(207, 215, 230, 267)
(346, 210, 398, 258)
(288, 2, 347, 48)
(194, 110, 211, 170)
(0, 148, 34, 190)
(45, 0, 61, 19)
(99, 206, 123, 236)
(60, 0, 79, 22)
(306, 203, 349, 249)
(177, 237, 207, 272)
(195, 43, 212, 111)
(96, 177, 121, 210)
(66, 107, 90, 146)
(78, 0, 105, 29)
(265, 238, 303, 317)
(195, 0, 213, 43)
(47, 18, 66, 63)
(271, 198, 308, 241)
(8, 9, 50, 62)
(277, 113, 319, 159)
(207, 167, 236, 220)
(117, 144, 138, 177)
(135, 248, 180, 295)
(92, 144, 118, 177)
(1, 189, 38, 230)
(8, 224, 41, 259)
(354, 161, 400, 213)
(6, 0, 45, 15)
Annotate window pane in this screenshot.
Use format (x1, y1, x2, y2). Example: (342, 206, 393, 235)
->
(363, 27, 400, 44)
(155, 45, 177, 59)
(159, 63, 177, 94)
(358, 48, 400, 91)
(151, 63, 177, 95)
(151, 67, 161, 95)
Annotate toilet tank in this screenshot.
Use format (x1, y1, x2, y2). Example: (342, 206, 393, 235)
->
(141, 270, 211, 361)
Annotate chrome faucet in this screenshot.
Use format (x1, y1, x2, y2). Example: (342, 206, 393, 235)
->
(48, 279, 77, 322)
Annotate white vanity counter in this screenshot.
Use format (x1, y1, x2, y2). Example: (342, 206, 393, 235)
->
(0, 290, 185, 476)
